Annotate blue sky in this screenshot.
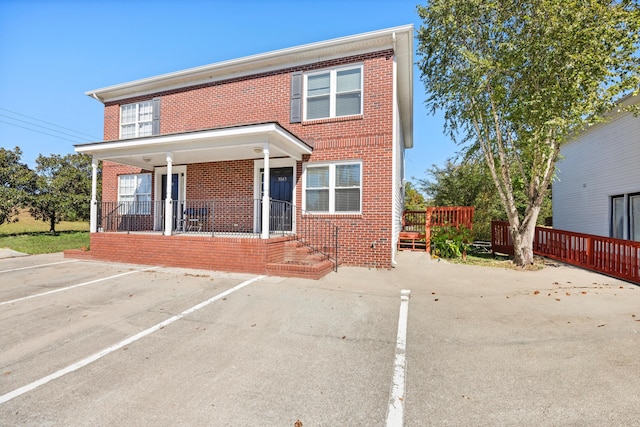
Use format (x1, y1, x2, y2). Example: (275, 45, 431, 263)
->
(0, 0, 458, 183)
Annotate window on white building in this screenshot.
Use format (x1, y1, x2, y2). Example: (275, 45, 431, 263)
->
(631, 194, 640, 242)
(610, 193, 640, 241)
(304, 162, 361, 213)
(304, 65, 362, 120)
(611, 195, 624, 239)
(118, 173, 152, 214)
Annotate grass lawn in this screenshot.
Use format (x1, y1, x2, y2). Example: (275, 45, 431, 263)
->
(0, 211, 89, 255)
(447, 248, 545, 270)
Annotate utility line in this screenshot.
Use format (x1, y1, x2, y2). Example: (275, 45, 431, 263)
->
(0, 106, 100, 140)
(0, 114, 87, 142)
(0, 120, 87, 144)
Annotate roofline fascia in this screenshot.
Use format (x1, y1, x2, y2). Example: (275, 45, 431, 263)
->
(86, 25, 414, 104)
(74, 122, 312, 154)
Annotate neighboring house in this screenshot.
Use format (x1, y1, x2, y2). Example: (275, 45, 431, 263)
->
(72, 25, 414, 278)
(553, 94, 640, 242)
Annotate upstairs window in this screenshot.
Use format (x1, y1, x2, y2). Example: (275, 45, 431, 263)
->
(120, 98, 160, 139)
(304, 65, 362, 120)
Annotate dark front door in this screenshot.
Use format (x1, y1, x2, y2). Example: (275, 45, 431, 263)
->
(161, 174, 180, 229)
(261, 167, 293, 232)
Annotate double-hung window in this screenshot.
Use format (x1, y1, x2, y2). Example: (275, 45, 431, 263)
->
(304, 162, 361, 214)
(120, 101, 153, 139)
(305, 65, 362, 120)
(118, 174, 151, 214)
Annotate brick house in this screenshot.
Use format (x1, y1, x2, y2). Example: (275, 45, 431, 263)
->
(72, 25, 414, 278)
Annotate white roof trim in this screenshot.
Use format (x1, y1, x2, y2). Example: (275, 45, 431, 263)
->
(86, 25, 414, 149)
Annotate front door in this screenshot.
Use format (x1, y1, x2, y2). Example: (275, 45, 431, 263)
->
(161, 174, 180, 229)
(261, 167, 294, 232)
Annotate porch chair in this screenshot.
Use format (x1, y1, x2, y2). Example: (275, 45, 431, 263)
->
(182, 207, 206, 232)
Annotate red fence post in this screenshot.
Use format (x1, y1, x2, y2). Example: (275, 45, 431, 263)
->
(425, 207, 433, 253)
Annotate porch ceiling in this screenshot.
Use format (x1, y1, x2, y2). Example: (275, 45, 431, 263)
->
(74, 122, 312, 168)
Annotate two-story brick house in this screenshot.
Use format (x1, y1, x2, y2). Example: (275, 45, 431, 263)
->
(72, 25, 414, 278)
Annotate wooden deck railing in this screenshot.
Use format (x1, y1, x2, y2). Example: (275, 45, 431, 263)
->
(400, 206, 475, 252)
(491, 220, 640, 284)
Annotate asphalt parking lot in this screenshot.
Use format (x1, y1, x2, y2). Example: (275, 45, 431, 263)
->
(1, 251, 639, 426)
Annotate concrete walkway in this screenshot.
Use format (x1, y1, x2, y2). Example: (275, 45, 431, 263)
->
(0, 248, 28, 259)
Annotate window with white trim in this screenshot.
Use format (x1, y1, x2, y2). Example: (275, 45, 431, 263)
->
(304, 162, 361, 213)
(304, 65, 362, 120)
(120, 101, 153, 139)
(118, 173, 151, 214)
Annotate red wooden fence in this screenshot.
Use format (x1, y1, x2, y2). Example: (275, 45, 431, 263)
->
(401, 207, 475, 252)
(491, 220, 640, 284)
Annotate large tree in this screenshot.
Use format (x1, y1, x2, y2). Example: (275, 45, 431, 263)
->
(417, 0, 640, 266)
(29, 153, 93, 233)
(419, 156, 552, 240)
(0, 147, 36, 226)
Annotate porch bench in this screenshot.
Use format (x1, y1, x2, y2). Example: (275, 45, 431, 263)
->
(397, 231, 427, 251)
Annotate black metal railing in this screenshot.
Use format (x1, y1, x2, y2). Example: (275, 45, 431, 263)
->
(271, 200, 339, 272)
(97, 199, 339, 271)
(98, 201, 164, 233)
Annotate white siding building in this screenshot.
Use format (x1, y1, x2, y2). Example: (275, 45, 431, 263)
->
(553, 95, 640, 242)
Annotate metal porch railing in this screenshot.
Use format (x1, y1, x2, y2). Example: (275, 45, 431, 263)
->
(97, 199, 339, 271)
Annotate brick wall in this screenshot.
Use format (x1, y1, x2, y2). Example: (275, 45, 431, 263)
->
(99, 49, 396, 268)
(88, 233, 290, 275)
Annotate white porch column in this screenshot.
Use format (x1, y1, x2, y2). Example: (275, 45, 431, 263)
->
(261, 144, 270, 239)
(89, 156, 98, 233)
(164, 152, 174, 236)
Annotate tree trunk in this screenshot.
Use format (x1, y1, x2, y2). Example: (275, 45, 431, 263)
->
(511, 223, 535, 266)
(49, 215, 56, 234)
(509, 203, 540, 266)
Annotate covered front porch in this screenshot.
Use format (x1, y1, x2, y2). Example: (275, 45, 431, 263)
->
(72, 122, 339, 278)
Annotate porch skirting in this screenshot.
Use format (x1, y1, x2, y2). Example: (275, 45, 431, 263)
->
(64, 233, 334, 279)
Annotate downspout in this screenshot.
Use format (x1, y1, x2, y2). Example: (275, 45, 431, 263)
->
(91, 93, 102, 102)
(391, 33, 400, 266)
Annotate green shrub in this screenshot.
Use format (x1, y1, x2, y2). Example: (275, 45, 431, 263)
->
(431, 225, 473, 259)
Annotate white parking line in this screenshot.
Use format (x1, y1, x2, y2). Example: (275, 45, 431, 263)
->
(0, 275, 264, 405)
(0, 268, 155, 306)
(0, 259, 79, 274)
(386, 289, 411, 427)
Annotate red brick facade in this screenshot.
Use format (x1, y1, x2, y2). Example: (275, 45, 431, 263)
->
(97, 49, 398, 269)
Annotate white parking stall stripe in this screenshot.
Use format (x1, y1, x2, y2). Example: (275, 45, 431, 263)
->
(0, 268, 155, 306)
(0, 275, 265, 405)
(0, 259, 79, 274)
(386, 289, 411, 427)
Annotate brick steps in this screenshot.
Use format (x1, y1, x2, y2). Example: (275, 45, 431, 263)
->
(266, 240, 335, 279)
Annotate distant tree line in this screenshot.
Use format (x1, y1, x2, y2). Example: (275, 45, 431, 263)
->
(0, 146, 99, 233)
